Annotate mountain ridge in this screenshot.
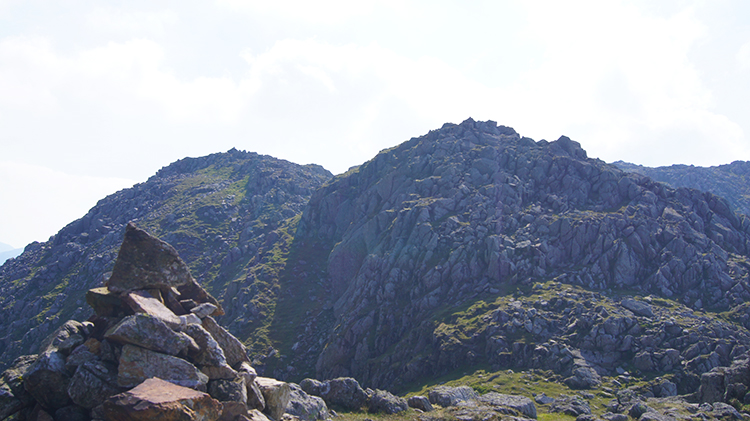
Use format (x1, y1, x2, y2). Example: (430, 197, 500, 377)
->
(3, 120, 750, 417)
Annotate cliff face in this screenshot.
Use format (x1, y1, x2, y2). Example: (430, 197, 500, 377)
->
(0, 149, 332, 370)
(267, 119, 750, 391)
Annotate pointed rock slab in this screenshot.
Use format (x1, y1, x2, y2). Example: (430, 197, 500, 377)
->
(118, 345, 208, 390)
(105, 313, 191, 356)
(103, 377, 222, 421)
(255, 377, 291, 421)
(124, 290, 182, 330)
(106, 222, 196, 293)
(202, 316, 249, 367)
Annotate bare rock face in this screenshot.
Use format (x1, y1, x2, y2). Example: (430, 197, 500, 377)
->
(103, 377, 222, 421)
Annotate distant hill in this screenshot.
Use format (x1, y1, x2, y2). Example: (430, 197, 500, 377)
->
(0, 149, 332, 370)
(0, 247, 23, 265)
(613, 160, 750, 216)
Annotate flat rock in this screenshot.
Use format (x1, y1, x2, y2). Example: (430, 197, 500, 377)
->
(478, 392, 536, 419)
(124, 290, 183, 330)
(103, 377, 222, 421)
(105, 313, 191, 356)
(118, 344, 208, 390)
(428, 385, 478, 407)
(106, 222, 196, 293)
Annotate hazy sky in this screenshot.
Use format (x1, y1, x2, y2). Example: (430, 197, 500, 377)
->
(1, 0, 750, 248)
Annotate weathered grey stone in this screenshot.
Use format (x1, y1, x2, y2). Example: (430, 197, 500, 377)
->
(564, 366, 601, 389)
(68, 361, 120, 409)
(218, 401, 250, 421)
(368, 389, 407, 414)
(236, 362, 257, 385)
(105, 313, 191, 356)
(408, 395, 433, 412)
(123, 290, 182, 330)
(428, 385, 478, 407)
(38, 320, 86, 354)
(208, 377, 247, 404)
(247, 380, 266, 411)
(185, 324, 228, 366)
(255, 377, 291, 421)
(106, 222, 197, 293)
(23, 351, 71, 410)
(0, 354, 36, 419)
(285, 383, 329, 421)
(103, 377, 222, 421)
(117, 344, 208, 390)
(201, 364, 239, 380)
(191, 303, 218, 319)
(621, 298, 654, 317)
(65, 346, 98, 373)
(477, 392, 536, 419)
(550, 395, 591, 417)
(301, 377, 368, 412)
(202, 316, 249, 367)
(698, 370, 726, 403)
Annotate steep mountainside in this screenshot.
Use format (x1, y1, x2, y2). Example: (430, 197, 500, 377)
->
(613, 160, 750, 216)
(0, 149, 332, 370)
(263, 119, 750, 394)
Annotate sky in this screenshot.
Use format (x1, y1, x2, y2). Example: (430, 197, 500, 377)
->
(1, 0, 750, 249)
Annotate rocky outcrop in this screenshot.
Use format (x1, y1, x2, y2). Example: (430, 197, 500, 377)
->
(0, 224, 327, 421)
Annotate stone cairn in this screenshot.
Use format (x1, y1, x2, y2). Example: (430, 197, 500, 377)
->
(0, 222, 325, 421)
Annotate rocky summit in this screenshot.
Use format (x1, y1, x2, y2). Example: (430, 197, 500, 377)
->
(4, 119, 750, 420)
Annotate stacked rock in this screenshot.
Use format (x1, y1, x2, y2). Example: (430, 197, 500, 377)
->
(0, 223, 295, 421)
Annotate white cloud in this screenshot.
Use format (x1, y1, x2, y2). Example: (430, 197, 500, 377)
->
(505, 0, 748, 166)
(738, 41, 750, 69)
(0, 161, 135, 247)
